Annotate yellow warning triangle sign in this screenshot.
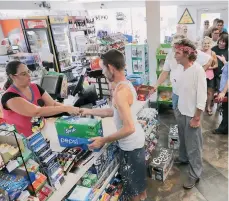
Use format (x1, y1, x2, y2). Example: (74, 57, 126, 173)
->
(178, 8, 195, 24)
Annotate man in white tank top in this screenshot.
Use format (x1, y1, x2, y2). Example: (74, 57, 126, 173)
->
(80, 49, 147, 201)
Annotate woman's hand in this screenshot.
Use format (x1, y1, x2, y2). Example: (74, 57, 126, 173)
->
(66, 106, 80, 115)
(217, 55, 227, 64)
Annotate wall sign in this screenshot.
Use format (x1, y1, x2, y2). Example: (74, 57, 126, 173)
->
(94, 15, 108, 21)
(24, 19, 47, 29)
(178, 8, 195, 24)
(49, 16, 68, 24)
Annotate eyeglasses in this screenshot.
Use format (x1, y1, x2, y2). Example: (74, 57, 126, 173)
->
(14, 70, 32, 77)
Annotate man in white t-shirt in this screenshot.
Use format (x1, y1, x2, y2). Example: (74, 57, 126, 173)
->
(153, 34, 211, 112)
(174, 39, 207, 189)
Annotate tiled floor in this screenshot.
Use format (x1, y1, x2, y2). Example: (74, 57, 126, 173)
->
(146, 106, 228, 201)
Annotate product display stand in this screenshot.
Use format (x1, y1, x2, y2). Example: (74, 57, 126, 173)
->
(156, 44, 172, 111)
(125, 44, 149, 85)
(0, 128, 36, 199)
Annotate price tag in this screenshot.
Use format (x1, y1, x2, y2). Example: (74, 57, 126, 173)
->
(6, 160, 19, 172)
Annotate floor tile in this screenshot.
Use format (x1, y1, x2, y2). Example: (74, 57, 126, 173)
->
(196, 174, 228, 201)
(202, 131, 228, 170)
(201, 160, 221, 180)
(163, 188, 207, 201)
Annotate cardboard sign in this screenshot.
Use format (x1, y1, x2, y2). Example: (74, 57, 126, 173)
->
(24, 19, 47, 29)
(178, 8, 195, 24)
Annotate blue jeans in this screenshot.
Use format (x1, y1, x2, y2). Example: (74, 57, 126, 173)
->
(172, 93, 179, 110)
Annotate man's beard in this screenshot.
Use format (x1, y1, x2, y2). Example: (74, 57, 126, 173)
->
(106, 71, 115, 82)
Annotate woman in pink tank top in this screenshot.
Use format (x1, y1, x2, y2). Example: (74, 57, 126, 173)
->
(1, 61, 79, 137)
(201, 37, 218, 116)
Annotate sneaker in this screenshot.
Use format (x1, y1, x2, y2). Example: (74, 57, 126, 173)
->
(174, 157, 189, 164)
(183, 177, 200, 189)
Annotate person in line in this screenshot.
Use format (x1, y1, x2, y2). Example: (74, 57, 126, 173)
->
(153, 34, 211, 112)
(1, 61, 79, 137)
(174, 39, 207, 189)
(211, 28, 220, 47)
(217, 20, 228, 36)
(212, 34, 228, 92)
(80, 49, 147, 201)
(213, 55, 228, 135)
(203, 20, 210, 37)
(207, 18, 219, 37)
(201, 37, 218, 115)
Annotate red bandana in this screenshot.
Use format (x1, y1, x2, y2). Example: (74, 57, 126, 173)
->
(174, 44, 197, 55)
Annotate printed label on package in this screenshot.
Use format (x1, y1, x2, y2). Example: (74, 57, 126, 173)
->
(58, 135, 89, 148)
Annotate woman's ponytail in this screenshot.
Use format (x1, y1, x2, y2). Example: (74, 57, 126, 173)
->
(3, 78, 12, 90)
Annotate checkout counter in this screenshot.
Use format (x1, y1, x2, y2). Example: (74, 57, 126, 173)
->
(0, 62, 153, 200)
(39, 69, 151, 200)
(42, 94, 151, 201)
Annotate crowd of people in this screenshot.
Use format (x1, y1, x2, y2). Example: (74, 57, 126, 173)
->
(154, 18, 228, 190)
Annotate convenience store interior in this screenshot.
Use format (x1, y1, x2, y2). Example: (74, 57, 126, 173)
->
(0, 0, 228, 201)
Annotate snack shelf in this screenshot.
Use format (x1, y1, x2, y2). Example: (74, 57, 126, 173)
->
(158, 86, 172, 91)
(156, 54, 166, 60)
(157, 98, 172, 105)
(91, 164, 119, 201)
(48, 145, 108, 201)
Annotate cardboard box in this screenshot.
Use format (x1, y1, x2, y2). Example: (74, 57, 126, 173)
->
(168, 125, 179, 150)
(149, 148, 174, 181)
(55, 117, 103, 148)
(0, 135, 25, 164)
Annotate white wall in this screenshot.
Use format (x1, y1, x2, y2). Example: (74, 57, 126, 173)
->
(0, 1, 85, 10)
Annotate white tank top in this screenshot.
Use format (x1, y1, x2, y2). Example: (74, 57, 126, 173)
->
(113, 81, 145, 151)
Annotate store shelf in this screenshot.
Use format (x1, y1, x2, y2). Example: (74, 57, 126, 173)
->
(48, 145, 109, 201)
(156, 54, 166, 60)
(160, 44, 171, 48)
(157, 99, 172, 105)
(91, 164, 119, 201)
(59, 58, 71, 62)
(61, 66, 75, 72)
(158, 86, 172, 91)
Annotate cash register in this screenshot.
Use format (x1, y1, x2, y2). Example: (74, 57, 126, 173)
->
(40, 68, 98, 109)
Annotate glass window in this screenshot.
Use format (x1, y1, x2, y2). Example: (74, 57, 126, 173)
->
(160, 6, 178, 43)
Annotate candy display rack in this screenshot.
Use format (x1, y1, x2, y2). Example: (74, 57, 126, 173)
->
(0, 127, 36, 200)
